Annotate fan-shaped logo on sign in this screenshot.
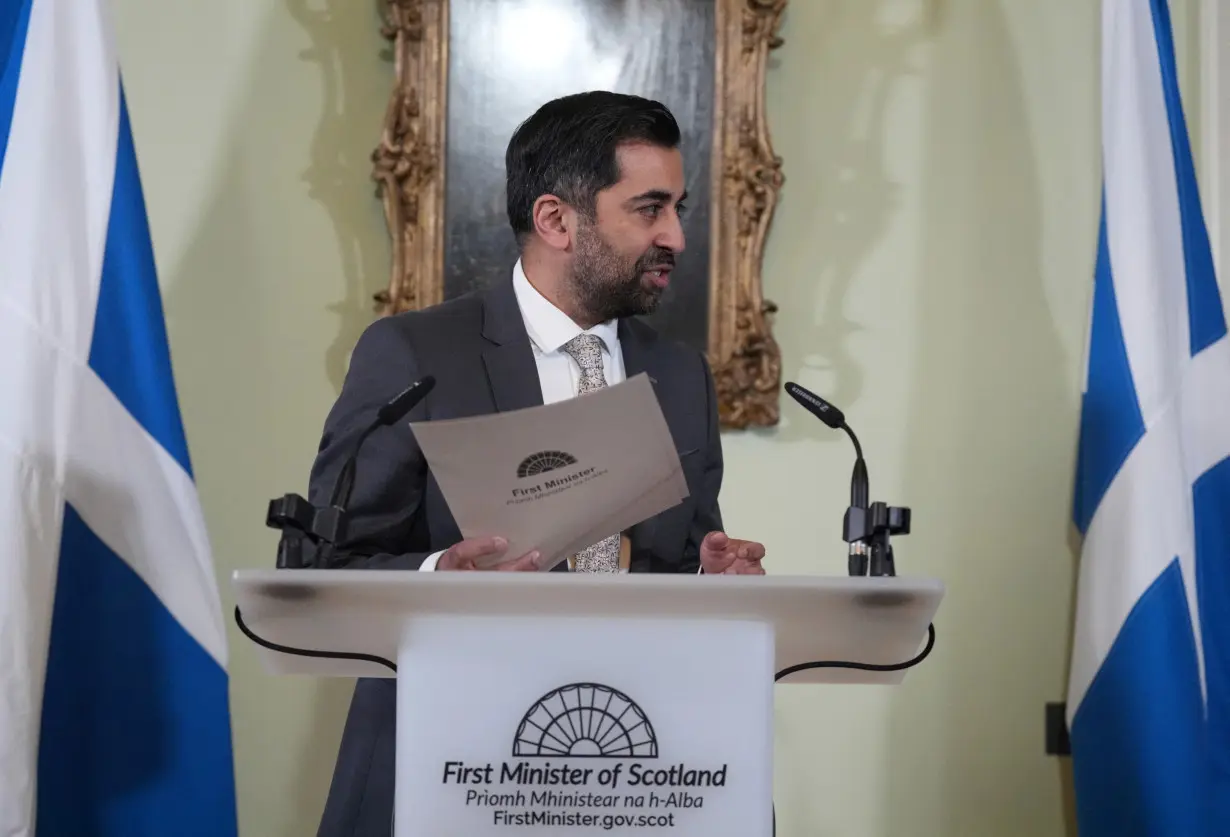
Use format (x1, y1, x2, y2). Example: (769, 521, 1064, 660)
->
(512, 683, 658, 759)
(516, 450, 578, 478)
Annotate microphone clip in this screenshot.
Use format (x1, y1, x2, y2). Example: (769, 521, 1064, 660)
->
(267, 493, 347, 569)
(843, 501, 911, 577)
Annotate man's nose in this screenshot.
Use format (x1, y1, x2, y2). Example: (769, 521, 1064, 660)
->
(657, 213, 686, 253)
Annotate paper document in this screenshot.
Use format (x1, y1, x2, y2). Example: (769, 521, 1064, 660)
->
(408, 374, 689, 570)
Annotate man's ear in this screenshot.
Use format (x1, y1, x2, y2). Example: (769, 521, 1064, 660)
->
(531, 194, 572, 251)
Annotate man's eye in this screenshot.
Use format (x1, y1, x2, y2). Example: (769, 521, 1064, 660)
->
(640, 205, 662, 218)
(676, 203, 687, 217)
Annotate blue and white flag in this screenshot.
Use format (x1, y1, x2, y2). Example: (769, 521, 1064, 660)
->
(0, 1, 238, 835)
(1067, 1, 1230, 834)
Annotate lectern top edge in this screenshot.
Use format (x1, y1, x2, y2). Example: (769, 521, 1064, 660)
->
(232, 566, 944, 593)
(230, 568, 944, 686)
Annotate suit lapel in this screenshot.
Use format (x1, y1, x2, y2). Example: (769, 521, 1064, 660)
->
(480, 279, 544, 414)
(482, 343, 543, 413)
(618, 319, 667, 564)
(618, 317, 661, 391)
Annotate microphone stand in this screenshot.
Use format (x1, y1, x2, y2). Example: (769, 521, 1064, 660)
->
(836, 424, 910, 577)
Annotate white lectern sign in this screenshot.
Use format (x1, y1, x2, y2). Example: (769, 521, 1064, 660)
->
(396, 616, 772, 835)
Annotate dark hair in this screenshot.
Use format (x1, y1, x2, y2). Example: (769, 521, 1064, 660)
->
(504, 91, 681, 245)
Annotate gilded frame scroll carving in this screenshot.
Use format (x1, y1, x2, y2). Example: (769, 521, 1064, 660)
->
(370, 0, 786, 429)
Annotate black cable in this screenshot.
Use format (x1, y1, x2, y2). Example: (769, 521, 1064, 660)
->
(770, 622, 936, 835)
(232, 606, 398, 673)
(774, 622, 936, 682)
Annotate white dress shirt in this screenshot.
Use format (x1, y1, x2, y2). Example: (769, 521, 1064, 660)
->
(418, 260, 623, 571)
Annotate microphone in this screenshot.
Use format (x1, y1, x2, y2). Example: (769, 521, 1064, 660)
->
(783, 381, 844, 429)
(784, 381, 909, 577)
(268, 375, 437, 569)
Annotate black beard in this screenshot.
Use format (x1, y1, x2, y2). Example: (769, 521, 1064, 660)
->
(570, 226, 673, 323)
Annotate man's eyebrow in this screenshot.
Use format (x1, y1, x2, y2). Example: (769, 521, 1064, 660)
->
(625, 189, 688, 205)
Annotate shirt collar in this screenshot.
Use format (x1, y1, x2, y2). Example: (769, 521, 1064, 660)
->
(512, 259, 619, 355)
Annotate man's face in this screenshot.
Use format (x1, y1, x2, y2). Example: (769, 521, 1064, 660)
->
(568, 143, 687, 324)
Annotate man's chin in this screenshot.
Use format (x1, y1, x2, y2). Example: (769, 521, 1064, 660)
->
(599, 295, 660, 321)
(591, 280, 666, 321)
(637, 277, 667, 309)
(631, 289, 664, 317)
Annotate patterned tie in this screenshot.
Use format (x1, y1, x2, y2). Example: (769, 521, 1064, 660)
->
(560, 333, 620, 573)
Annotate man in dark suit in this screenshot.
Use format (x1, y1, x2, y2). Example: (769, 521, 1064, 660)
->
(306, 91, 766, 837)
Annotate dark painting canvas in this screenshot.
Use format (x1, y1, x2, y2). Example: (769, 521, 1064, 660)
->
(442, 0, 716, 355)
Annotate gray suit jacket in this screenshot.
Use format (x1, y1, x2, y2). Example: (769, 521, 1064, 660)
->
(307, 277, 724, 837)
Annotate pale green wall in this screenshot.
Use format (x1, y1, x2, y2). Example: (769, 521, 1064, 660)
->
(110, 2, 1206, 836)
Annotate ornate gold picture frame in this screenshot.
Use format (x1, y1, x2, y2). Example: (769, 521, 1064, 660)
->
(370, 0, 786, 429)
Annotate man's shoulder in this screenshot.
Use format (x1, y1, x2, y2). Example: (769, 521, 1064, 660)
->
(358, 290, 487, 346)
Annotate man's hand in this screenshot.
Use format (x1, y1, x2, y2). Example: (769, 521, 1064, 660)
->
(699, 531, 765, 575)
(436, 536, 541, 571)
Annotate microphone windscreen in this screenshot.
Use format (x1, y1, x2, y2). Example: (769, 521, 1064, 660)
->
(378, 375, 436, 425)
(785, 381, 845, 429)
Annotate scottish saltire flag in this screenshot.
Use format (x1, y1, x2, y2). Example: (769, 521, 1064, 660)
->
(1066, 1, 1230, 835)
(0, 1, 238, 835)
